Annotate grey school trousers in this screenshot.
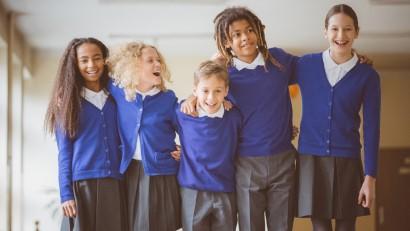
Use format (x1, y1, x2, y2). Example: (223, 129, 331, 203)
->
(236, 150, 297, 231)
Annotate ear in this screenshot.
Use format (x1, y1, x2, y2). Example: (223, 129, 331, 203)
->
(224, 86, 229, 97)
(224, 39, 232, 49)
(324, 28, 328, 39)
(193, 87, 197, 96)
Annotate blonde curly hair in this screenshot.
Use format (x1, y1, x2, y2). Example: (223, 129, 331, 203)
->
(107, 41, 171, 101)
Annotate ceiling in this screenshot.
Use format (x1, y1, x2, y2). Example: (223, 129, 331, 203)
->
(2, 0, 410, 57)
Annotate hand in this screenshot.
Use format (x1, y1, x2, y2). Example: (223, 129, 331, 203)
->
(223, 100, 233, 111)
(62, 199, 77, 218)
(180, 95, 198, 117)
(171, 145, 181, 161)
(355, 51, 373, 65)
(210, 52, 227, 66)
(291, 126, 299, 141)
(357, 175, 376, 208)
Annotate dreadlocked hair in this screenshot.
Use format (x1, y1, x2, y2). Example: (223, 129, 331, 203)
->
(44, 37, 109, 139)
(213, 6, 283, 71)
(107, 41, 171, 102)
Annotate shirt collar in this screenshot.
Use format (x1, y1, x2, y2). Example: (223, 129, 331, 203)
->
(81, 87, 108, 100)
(322, 49, 358, 72)
(136, 87, 160, 100)
(197, 104, 225, 118)
(233, 52, 265, 71)
(81, 87, 109, 110)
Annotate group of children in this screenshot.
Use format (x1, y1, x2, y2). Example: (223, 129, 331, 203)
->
(45, 3, 380, 231)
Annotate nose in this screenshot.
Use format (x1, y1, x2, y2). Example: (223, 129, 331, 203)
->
(337, 29, 345, 38)
(241, 32, 249, 42)
(207, 92, 215, 101)
(154, 60, 161, 68)
(87, 59, 96, 68)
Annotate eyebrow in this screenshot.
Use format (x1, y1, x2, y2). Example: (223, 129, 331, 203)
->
(78, 54, 103, 59)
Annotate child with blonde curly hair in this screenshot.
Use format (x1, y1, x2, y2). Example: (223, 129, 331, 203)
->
(107, 42, 181, 231)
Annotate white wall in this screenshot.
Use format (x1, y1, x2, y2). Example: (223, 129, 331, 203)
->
(22, 50, 61, 231)
(0, 46, 9, 231)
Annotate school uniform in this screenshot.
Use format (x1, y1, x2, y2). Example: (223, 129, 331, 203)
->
(228, 49, 298, 231)
(57, 88, 126, 231)
(108, 81, 181, 231)
(176, 104, 242, 231)
(294, 50, 381, 219)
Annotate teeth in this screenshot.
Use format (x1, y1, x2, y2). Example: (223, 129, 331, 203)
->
(335, 41, 348, 45)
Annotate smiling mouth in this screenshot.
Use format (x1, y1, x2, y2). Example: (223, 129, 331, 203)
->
(335, 40, 349, 46)
(241, 43, 253, 48)
(86, 70, 98, 75)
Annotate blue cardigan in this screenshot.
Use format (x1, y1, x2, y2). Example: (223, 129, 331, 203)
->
(108, 81, 179, 175)
(56, 96, 122, 203)
(227, 47, 297, 157)
(176, 105, 242, 192)
(295, 53, 381, 177)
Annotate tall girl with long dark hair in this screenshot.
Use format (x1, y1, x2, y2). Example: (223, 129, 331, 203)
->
(45, 37, 126, 231)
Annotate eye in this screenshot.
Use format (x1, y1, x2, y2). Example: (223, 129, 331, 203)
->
(203, 89, 209, 93)
(79, 59, 88, 64)
(232, 32, 240, 38)
(247, 28, 254, 33)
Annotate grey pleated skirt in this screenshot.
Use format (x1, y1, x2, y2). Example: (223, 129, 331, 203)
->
(296, 154, 370, 219)
(125, 159, 181, 231)
(60, 177, 127, 231)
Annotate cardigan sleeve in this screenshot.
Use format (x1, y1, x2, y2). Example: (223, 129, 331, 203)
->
(362, 71, 381, 177)
(55, 127, 75, 203)
(288, 54, 300, 85)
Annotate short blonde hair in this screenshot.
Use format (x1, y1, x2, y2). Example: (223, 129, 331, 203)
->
(107, 42, 171, 101)
(194, 60, 229, 87)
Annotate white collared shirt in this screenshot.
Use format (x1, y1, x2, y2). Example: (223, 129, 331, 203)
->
(233, 52, 265, 71)
(81, 87, 108, 110)
(136, 87, 160, 100)
(197, 104, 225, 118)
(322, 49, 358, 86)
(133, 87, 161, 160)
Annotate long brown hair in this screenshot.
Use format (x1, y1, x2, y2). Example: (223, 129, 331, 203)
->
(44, 37, 109, 138)
(213, 6, 283, 70)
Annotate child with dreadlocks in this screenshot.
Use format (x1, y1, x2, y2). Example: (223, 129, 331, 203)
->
(45, 38, 126, 231)
(214, 7, 298, 231)
(182, 6, 297, 231)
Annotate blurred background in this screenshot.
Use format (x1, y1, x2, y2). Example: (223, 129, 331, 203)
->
(0, 0, 409, 230)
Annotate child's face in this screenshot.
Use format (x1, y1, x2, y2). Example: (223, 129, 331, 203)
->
(325, 13, 358, 56)
(194, 75, 228, 114)
(137, 47, 162, 91)
(225, 19, 258, 64)
(76, 43, 105, 91)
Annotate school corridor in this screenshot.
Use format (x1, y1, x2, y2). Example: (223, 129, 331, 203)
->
(0, 0, 409, 230)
